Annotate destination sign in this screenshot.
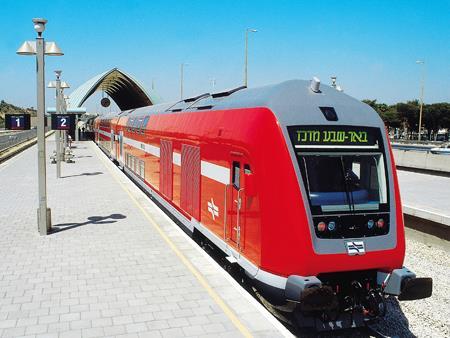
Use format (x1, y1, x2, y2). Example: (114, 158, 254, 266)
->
(287, 125, 378, 148)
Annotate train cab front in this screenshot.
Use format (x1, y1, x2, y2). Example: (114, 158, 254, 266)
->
(282, 124, 432, 329)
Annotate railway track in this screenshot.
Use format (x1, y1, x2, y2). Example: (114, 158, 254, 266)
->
(0, 130, 54, 163)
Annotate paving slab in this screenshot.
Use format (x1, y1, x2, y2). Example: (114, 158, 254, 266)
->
(0, 140, 291, 338)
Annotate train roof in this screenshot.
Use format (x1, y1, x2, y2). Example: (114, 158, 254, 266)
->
(98, 79, 384, 129)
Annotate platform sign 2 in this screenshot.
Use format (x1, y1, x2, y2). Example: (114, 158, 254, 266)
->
(51, 114, 74, 130)
(5, 114, 31, 130)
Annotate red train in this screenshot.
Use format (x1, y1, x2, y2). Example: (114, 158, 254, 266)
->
(94, 79, 432, 330)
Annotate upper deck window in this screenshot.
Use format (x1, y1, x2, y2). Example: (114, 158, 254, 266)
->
(141, 116, 150, 134)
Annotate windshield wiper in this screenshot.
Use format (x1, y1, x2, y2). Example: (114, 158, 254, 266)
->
(339, 157, 354, 212)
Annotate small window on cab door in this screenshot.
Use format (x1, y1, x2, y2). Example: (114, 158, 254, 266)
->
(232, 161, 240, 189)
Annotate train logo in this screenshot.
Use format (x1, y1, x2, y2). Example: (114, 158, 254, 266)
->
(207, 198, 219, 220)
(346, 241, 365, 255)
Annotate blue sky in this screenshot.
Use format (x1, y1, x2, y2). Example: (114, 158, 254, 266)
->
(1, 0, 449, 112)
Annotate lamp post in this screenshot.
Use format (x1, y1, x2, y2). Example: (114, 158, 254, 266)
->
(180, 63, 189, 99)
(17, 18, 63, 235)
(416, 60, 425, 141)
(244, 28, 257, 87)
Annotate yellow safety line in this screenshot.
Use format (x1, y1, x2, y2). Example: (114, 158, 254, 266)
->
(93, 143, 253, 338)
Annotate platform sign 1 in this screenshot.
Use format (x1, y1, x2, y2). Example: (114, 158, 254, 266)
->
(5, 114, 31, 130)
(51, 114, 74, 131)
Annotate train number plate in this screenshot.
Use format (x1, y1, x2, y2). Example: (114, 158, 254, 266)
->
(345, 241, 365, 255)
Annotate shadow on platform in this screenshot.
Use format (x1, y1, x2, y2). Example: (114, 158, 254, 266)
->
(61, 171, 103, 178)
(51, 213, 126, 233)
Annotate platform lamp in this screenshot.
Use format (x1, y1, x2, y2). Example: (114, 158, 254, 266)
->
(180, 63, 189, 99)
(244, 28, 257, 87)
(17, 18, 63, 235)
(416, 60, 425, 141)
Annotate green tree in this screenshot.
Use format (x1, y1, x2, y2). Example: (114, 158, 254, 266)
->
(423, 103, 450, 138)
(396, 100, 419, 134)
(362, 99, 400, 128)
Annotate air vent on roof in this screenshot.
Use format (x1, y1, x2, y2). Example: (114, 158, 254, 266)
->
(211, 85, 246, 98)
(319, 107, 338, 121)
(310, 77, 321, 93)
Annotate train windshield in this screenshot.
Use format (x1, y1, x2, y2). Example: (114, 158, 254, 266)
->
(297, 153, 388, 214)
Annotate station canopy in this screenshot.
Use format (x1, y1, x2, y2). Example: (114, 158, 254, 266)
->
(68, 68, 161, 111)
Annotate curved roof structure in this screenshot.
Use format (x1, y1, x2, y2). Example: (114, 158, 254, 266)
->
(68, 68, 161, 110)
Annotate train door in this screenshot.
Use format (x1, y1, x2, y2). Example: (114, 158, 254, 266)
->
(160, 140, 173, 200)
(180, 145, 201, 220)
(119, 131, 124, 163)
(228, 157, 250, 251)
(110, 129, 115, 156)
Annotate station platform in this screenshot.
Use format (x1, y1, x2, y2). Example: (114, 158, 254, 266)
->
(0, 140, 291, 338)
(397, 170, 450, 227)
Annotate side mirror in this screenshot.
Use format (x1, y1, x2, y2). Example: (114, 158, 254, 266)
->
(245, 172, 257, 197)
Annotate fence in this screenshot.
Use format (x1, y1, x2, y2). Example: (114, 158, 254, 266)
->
(0, 129, 37, 152)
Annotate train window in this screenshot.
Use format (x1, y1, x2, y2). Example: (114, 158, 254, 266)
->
(232, 161, 240, 189)
(298, 153, 388, 214)
(127, 118, 134, 132)
(139, 160, 145, 178)
(141, 116, 150, 134)
(137, 118, 144, 133)
(244, 164, 252, 174)
(132, 118, 141, 132)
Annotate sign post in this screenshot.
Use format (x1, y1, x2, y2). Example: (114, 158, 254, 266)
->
(55, 71, 62, 178)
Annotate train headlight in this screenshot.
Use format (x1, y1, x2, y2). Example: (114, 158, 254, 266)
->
(328, 221, 336, 231)
(317, 222, 326, 232)
(367, 219, 375, 229)
(376, 218, 385, 228)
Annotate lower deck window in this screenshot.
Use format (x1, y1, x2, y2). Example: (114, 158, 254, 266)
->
(139, 160, 145, 179)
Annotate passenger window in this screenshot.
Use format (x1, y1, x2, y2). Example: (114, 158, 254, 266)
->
(232, 161, 240, 189)
(142, 116, 150, 134)
(244, 164, 251, 174)
(133, 118, 140, 132)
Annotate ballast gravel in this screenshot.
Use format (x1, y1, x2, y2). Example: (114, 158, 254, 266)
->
(372, 232, 449, 337)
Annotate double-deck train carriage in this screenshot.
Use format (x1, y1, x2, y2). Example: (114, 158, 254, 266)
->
(94, 80, 432, 329)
